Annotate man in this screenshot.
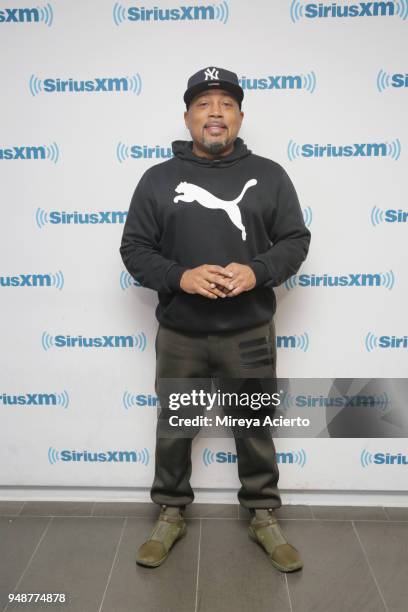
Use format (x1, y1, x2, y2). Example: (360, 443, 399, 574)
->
(120, 67, 311, 572)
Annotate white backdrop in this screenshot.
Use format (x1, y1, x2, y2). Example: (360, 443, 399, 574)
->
(1, 0, 407, 501)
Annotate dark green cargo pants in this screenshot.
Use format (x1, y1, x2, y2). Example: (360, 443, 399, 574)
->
(150, 320, 282, 510)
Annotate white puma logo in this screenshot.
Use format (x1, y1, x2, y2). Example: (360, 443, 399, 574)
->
(173, 178, 257, 241)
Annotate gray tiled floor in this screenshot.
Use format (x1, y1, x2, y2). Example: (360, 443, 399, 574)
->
(1, 501, 407, 612)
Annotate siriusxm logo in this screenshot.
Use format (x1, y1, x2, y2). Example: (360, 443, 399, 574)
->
(361, 449, 408, 467)
(203, 448, 307, 467)
(371, 206, 408, 225)
(113, 2, 229, 25)
(36, 208, 127, 228)
(29, 74, 141, 96)
(120, 271, 141, 290)
(0, 142, 59, 163)
(377, 70, 408, 92)
(365, 332, 408, 351)
(290, 1, 408, 21)
(123, 392, 159, 409)
(288, 139, 401, 160)
(48, 446, 149, 465)
(1, 391, 69, 408)
(41, 332, 147, 351)
(0, 271, 64, 290)
(285, 271, 395, 291)
(116, 142, 173, 163)
(282, 392, 389, 411)
(238, 72, 316, 93)
(0, 4, 53, 25)
(277, 333, 309, 352)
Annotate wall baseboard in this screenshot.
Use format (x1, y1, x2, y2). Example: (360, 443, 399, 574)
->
(1, 487, 408, 507)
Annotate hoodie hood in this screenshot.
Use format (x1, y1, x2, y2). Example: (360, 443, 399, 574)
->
(171, 136, 251, 168)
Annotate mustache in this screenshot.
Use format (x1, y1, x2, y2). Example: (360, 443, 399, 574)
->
(204, 122, 227, 128)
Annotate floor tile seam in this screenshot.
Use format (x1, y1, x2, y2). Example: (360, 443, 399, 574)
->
(96, 515, 240, 520)
(4, 515, 406, 523)
(284, 573, 294, 612)
(382, 507, 391, 520)
(97, 517, 128, 612)
(194, 519, 202, 612)
(2, 516, 54, 612)
(351, 520, 390, 612)
(189, 517, 404, 523)
(274, 517, 402, 523)
(12, 514, 118, 519)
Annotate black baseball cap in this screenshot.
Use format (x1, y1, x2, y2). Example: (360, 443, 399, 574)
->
(184, 66, 244, 109)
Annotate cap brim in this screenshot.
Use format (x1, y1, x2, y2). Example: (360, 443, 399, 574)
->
(184, 81, 243, 107)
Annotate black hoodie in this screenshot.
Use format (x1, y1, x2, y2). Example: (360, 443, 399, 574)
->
(120, 137, 311, 333)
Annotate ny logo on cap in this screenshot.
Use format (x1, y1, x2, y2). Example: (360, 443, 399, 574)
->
(204, 67, 219, 81)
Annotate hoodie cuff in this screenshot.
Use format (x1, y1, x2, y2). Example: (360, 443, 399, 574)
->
(248, 261, 270, 287)
(165, 264, 188, 292)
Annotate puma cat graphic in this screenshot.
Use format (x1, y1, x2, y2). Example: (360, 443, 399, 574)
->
(173, 178, 258, 241)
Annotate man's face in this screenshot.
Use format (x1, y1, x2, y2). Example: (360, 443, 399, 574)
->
(184, 89, 244, 158)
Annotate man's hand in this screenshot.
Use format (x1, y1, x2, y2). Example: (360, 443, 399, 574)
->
(220, 263, 256, 297)
(180, 265, 234, 299)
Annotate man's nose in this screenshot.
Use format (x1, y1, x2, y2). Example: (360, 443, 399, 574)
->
(208, 101, 223, 116)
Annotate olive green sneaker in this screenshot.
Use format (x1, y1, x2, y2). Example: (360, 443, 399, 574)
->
(248, 509, 303, 572)
(136, 505, 187, 568)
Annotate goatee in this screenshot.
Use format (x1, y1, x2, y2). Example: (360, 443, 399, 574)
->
(205, 142, 227, 155)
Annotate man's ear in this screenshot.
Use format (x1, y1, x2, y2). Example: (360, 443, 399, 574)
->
(184, 110, 190, 129)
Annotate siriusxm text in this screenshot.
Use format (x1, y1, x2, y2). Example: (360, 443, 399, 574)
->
(0, 146, 46, 160)
(293, 395, 381, 407)
(377, 336, 408, 348)
(382, 209, 408, 223)
(125, 5, 216, 21)
(372, 453, 408, 465)
(59, 450, 138, 462)
(1, 393, 57, 405)
(239, 75, 303, 90)
(130, 146, 173, 159)
(41, 78, 133, 92)
(1, 274, 52, 287)
(52, 335, 140, 348)
(133, 394, 159, 406)
(388, 74, 408, 88)
(301, 143, 388, 158)
(297, 273, 383, 287)
(303, 2, 395, 19)
(46, 211, 127, 224)
(277, 336, 304, 348)
(0, 8, 40, 22)
(211, 451, 301, 463)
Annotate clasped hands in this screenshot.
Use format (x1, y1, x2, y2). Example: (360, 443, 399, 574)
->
(180, 263, 256, 299)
